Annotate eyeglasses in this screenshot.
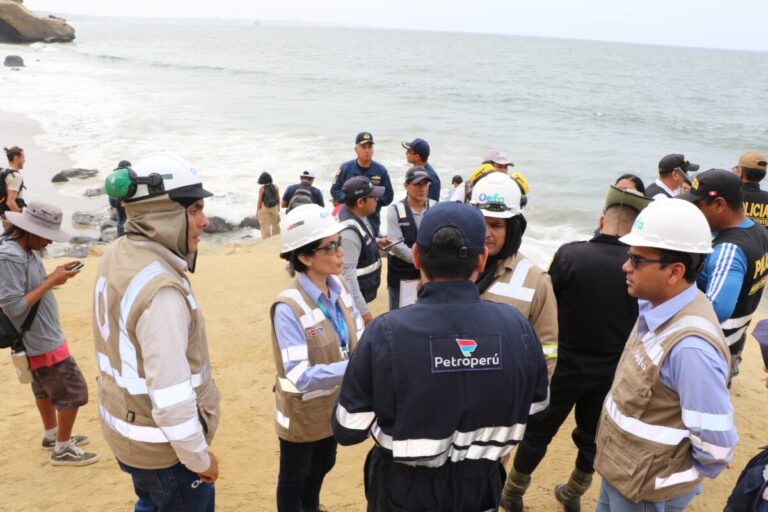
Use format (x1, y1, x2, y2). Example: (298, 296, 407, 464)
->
(313, 241, 341, 255)
(627, 251, 667, 270)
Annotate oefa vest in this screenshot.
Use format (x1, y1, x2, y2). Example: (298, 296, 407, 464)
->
(338, 206, 381, 299)
(714, 221, 768, 348)
(594, 291, 729, 503)
(270, 275, 362, 443)
(93, 237, 220, 469)
(480, 252, 559, 374)
(386, 198, 434, 289)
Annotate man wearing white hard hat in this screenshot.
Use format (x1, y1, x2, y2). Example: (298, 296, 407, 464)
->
(469, 172, 558, 376)
(593, 199, 737, 511)
(96, 154, 221, 510)
(272, 204, 363, 511)
(0, 201, 97, 466)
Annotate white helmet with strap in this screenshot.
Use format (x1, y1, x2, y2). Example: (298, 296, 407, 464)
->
(280, 204, 344, 253)
(119, 153, 211, 203)
(620, 198, 713, 254)
(470, 171, 523, 218)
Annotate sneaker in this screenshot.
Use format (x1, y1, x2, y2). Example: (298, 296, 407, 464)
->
(42, 434, 90, 451)
(554, 484, 581, 512)
(50, 444, 99, 467)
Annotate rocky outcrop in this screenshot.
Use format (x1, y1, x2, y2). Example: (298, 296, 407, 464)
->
(204, 216, 234, 234)
(3, 55, 23, 66)
(51, 168, 98, 182)
(0, 1, 75, 43)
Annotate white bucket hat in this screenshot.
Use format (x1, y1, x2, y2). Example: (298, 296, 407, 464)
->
(5, 201, 70, 243)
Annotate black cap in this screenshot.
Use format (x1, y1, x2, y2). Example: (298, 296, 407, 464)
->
(341, 176, 384, 200)
(678, 169, 743, 203)
(452, 175, 463, 184)
(659, 154, 700, 183)
(416, 201, 486, 257)
(355, 132, 375, 145)
(405, 166, 432, 184)
(401, 138, 430, 161)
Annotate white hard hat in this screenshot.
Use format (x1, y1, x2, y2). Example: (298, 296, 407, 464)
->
(125, 153, 211, 202)
(620, 198, 713, 254)
(280, 204, 344, 253)
(470, 172, 522, 218)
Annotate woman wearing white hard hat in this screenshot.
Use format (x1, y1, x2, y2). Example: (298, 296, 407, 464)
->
(270, 203, 364, 512)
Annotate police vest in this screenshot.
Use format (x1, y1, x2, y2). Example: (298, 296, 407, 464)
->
(714, 221, 768, 347)
(645, 181, 672, 199)
(742, 183, 768, 229)
(386, 198, 435, 288)
(270, 276, 362, 442)
(93, 237, 220, 469)
(338, 207, 382, 295)
(594, 292, 729, 503)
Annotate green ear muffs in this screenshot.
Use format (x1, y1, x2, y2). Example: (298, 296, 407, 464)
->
(105, 167, 166, 200)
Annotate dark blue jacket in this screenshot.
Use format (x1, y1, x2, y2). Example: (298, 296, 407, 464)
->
(338, 206, 382, 301)
(331, 159, 393, 236)
(423, 162, 441, 202)
(282, 182, 324, 207)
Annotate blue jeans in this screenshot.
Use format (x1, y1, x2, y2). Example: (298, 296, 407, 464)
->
(388, 286, 400, 311)
(118, 460, 215, 512)
(596, 479, 701, 511)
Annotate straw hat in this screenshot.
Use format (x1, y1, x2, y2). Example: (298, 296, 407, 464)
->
(5, 201, 70, 242)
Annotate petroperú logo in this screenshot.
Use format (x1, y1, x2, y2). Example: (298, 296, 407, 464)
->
(456, 338, 478, 357)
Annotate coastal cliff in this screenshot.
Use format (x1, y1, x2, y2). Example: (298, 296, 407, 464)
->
(0, 0, 75, 43)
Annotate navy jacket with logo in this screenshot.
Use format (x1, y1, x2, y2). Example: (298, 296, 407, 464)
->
(332, 280, 549, 468)
(331, 159, 394, 236)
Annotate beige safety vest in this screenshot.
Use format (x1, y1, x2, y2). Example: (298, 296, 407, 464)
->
(270, 275, 362, 443)
(481, 252, 559, 375)
(594, 291, 729, 503)
(93, 237, 220, 469)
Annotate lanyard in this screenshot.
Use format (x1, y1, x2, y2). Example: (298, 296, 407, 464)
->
(316, 297, 348, 352)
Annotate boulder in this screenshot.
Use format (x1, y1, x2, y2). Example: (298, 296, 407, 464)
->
(100, 227, 118, 243)
(0, 1, 75, 43)
(65, 244, 89, 258)
(239, 215, 260, 229)
(3, 54, 23, 67)
(51, 168, 98, 182)
(69, 235, 99, 245)
(203, 216, 233, 234)
(100, 218, 117, 231)
(72, 210, 108, 227)
(84, 186, 104, 197)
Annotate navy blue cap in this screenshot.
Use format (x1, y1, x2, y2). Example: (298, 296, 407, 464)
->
(402, 138, 430, 161)
(342, 176, 384, 200)
(416, 201, 486, 257)
(355, 132, 375, 145)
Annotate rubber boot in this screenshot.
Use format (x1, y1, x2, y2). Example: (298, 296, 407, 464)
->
(554, 468, 593, 512)
(499, 468, 530, 512)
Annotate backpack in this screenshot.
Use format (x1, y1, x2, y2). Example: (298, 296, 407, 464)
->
(262, 184, 279, 208)
(725, 445, 768, 511)
(0, 169, 17, 213)
(287, 186, 314, 212)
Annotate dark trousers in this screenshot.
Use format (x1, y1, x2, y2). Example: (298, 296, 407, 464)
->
(513, 365, 614, 475)
(364, 446, 505, 511)
(118, 460, 215, 512)
(277, 436, 337, 512)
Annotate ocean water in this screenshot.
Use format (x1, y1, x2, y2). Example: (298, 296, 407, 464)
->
(1, 18, 767, 265)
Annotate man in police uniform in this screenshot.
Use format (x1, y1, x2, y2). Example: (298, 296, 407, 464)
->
(501, 186, 652, 511)
(330, 132, 394, 236)
(332, 201, 549, 511)
(470, 172, 559, 377)
(733, 151, 768, 228)
(679, 169, 768, 383)
(593, 198, 737, 510)
(94, 154, 220, 510)
(645, 154, 699, 199)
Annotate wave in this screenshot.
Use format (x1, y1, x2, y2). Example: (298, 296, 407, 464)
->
(74, 49, 267, 76)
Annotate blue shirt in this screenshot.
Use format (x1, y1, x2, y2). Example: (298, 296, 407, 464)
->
(637, 284, 737, 478)
(273, 273, 349, 392)
(330, 159, 394, 205)
(423, 162, 441, 202)
(697, 219, 751, 322)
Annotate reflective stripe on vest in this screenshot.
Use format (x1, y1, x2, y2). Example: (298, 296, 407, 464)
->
(277, 289, 326, 329)
(99, 403, 202, 443)
(486, 258, 535, 302)
(654, 467, 700, 490)
(640, 315, 722, 366)
(276, 409, 290, 429)
(370, 420, 527, 468)
(97, 351, 210, 399)
(357, 259, 382, 277)
(604, 394, 689, 446)
(335, 403, 376, 431)
(529, 387, 550, 415)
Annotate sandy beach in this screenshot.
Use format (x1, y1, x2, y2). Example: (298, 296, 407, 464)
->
(0, 236, 766, 511)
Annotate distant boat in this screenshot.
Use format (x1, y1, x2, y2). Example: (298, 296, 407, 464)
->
(253, 20, 261, 26)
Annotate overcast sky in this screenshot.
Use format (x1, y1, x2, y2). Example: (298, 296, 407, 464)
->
(27, 0, 768, 52)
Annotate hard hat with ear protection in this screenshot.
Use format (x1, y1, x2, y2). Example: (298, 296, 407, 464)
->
(105, 153, 212, 203)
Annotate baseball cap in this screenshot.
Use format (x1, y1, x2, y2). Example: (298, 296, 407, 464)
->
(603, 185, 652, 214)
(659, 154, 699, 183)
(737, 151, 768, 171)
(401, 138, 430, 160)
(355, 132, 375, 145)
(483, 150, 514, 167)
(405, 166, 432, 185)
(300, 169, 317, 179)
(416, 201, 486, 257)
(342, 176, 384, 200)
(678, 168, 743, 203)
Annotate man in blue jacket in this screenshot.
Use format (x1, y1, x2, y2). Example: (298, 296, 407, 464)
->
(333, 201, 549, 511)
(330, 132, 393, 236)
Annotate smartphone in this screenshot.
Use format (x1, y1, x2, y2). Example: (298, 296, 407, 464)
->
(382, 238, 404, 251)
(68, 261, 85, 271)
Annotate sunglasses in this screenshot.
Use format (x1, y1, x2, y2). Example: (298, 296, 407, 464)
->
(627, 251, 667, 270)
(313, 241, 341, 255)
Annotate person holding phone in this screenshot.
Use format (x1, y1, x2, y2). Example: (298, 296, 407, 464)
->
(272, 204, 364, 512)
(386, 166, 436, 310)
(0, 201, 97, 466)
